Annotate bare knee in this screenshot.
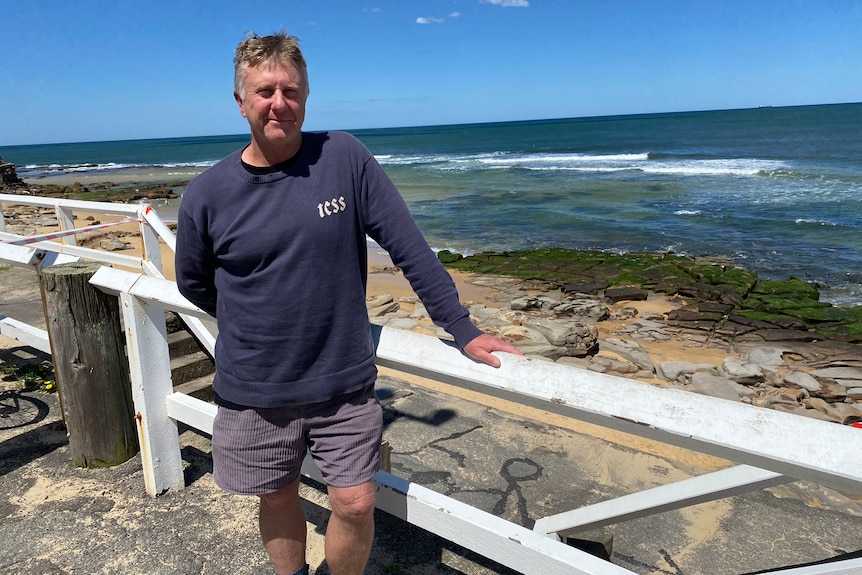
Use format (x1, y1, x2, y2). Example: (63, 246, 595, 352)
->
(328, 482, 376, 522)
(260, 480, 302, 513)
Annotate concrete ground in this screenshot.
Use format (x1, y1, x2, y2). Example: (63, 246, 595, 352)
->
(1, 264, 861, 575)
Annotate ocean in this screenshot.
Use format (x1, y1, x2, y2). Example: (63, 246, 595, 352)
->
(2, 103, 861, 305)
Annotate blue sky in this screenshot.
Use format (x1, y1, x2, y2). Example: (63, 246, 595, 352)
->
(2, 0, 860, 146)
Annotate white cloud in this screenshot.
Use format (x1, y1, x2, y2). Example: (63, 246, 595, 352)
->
(416, 16, 446, 24)
(480, 0, 530, 7)
(450, 12, 461, 18)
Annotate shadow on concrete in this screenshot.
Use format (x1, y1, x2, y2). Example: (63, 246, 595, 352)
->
(0, 417, 66, 477)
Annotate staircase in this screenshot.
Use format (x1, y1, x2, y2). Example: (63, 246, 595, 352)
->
(167, 317, 215, 402)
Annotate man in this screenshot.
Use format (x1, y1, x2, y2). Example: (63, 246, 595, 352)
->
(175, 31, 521, 575)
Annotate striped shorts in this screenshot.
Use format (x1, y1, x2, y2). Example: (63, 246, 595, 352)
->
(211, 385, 383, 495)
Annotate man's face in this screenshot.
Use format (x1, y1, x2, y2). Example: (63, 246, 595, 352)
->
(235, 60, 308, 157)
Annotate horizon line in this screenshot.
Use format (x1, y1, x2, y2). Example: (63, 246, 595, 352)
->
(2, 100, 859, 149)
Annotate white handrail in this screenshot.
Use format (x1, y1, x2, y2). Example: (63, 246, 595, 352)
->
(0, 194, 216, 356)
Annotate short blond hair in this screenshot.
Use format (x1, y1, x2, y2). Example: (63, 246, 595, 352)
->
(234, 31, 308, 97)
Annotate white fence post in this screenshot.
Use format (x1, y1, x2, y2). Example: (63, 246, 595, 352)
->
(102, 269, 185, 496)
(56, 205, 76, 245)
(137, 205, 163, 272)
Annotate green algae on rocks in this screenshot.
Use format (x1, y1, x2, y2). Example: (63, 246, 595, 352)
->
(438, 248, 862, 344)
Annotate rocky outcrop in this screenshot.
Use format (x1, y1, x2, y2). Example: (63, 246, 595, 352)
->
(0, 159, 181, 202)
(368, 291, 601, 361)
(0, 155, 25, 190)
(441, 248, 862, 345)
(367, 273, 862, 428)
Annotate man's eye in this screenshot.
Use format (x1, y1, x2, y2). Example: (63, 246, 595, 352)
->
(257, 89, 274, 98)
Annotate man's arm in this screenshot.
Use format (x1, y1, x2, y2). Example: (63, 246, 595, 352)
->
(174, 209, 218, 317)
(351, 144, 522, 368)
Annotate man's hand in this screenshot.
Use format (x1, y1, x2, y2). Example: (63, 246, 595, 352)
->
(463, 333, 524, 368)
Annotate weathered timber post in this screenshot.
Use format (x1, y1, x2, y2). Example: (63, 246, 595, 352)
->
(41, 262, 139, 467)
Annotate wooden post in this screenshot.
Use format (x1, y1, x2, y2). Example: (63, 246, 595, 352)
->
(380, 439, 392, 473)
(41, 262, 139, 467)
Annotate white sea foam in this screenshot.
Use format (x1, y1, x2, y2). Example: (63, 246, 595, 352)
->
(674, 209, 702, 215)
(795, 218, 837, 226)
(484, 152, 650, 165)
(19, 160, 216, 178)
(161, 161, 217, 168)
(64, 162, 128, 172)
(643, 159, 788, 176)
(375, 153, 475, 166)
(374, 150, 790, 177)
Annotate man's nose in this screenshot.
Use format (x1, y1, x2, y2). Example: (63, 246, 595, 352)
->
(271, 91, 288, 109)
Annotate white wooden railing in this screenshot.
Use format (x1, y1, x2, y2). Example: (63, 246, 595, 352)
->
(2, 195, 862, 574)
(0, 193, 215, 356)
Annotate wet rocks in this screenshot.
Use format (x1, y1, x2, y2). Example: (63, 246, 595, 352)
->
(369, 291, 600, 360)
(604, 286, 649, 303)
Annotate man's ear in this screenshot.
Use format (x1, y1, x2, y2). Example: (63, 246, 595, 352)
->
(234, 92, 246, 117)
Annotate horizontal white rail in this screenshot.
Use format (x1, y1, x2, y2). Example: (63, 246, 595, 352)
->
(0, 195, 216, 357)
(0, 231, 150, 270)
(166, 392, 216, 435)
(0, 316, 51, 354)
(0, 193, 145, 215)
(0, 241, 80, 268)
(371, 325, 862, 495)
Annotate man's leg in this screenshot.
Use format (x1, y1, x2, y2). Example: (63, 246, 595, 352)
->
(324, 480, 377, 575)
(259, 478, 308, 575)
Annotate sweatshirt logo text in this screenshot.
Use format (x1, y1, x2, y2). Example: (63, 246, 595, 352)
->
(318, 196, 347, 219)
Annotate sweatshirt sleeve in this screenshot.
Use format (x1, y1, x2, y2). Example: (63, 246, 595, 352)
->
(355, 144, 483, 349)
(175, 203, 218, 317)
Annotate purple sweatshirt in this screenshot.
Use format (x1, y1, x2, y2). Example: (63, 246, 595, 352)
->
(175, 131, 482, 407)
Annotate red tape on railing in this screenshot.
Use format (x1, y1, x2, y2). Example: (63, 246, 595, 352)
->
(1, 217, 144, 246)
